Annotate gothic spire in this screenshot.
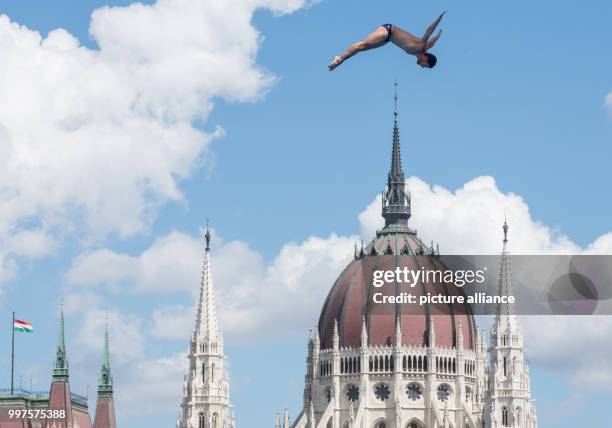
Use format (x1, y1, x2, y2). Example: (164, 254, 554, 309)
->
(496, 219, 516, 322)
(53, 295, 69, 381)
(382, 83, 411, 228)
(194, 224, 220, 344)
(391, 82, 403, 178)
(98, 315, 113, 396)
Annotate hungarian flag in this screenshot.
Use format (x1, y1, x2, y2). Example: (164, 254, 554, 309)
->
(14, 319, 33, 333)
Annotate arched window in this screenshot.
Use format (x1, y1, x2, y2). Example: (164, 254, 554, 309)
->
(211, 413, 218, 428)
(376, 422, 386, 428)
(503, 357, 507, 377)
(202, 363, 206, 383)
(211, 363, 216, 382)
(198, 412, 205, 428)
(502, 406, 509, 426)
(516, 406, 522, 427)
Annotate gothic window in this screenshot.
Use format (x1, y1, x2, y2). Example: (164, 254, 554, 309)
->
(202, 363, 206, 383)
(211, 413, 218, 428)
(406, 383, 422, 401)
(325, 387, 331, 403)
(503, 357, 507, 377)
(211, 363, 216, 382)
(437, 384, 450, 402)
(502, 406, 509, 426)
(346, 384, 360, 402)
(198, 412, 205, 428)
(376, 422, 386, 428)
(374, 383, 391, 401)
(516, 407, 522, 427)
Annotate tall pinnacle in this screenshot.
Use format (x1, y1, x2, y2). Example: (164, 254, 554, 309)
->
(53, 295, 69, 381)
(98, 315, 113, 396)
(194, 224, 220, 345)
(391, 82, 403, 178)
(382, 83, 411, 228)
(496, 219, 516, 321)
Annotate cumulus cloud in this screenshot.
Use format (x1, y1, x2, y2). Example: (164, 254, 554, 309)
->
(522, 316, 612, 389)
(63, 291, 145, 364)
(0, 0, 312, 289)
(116, 353, 187, 416)
(360, 176, 586, 254)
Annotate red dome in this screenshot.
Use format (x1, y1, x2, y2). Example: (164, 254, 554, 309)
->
(317, 230, 478, 350)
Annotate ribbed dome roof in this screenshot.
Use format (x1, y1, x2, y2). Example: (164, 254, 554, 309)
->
(317, 229, 477, 350)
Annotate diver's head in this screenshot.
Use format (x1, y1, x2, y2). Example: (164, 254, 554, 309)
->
(417, 52, 437, 68)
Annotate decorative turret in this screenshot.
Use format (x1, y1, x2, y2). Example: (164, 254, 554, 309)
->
(382, 83, 411, 228)
(429, 318, 436, 348)
(53, 297, 69, 382)
(360, 316, 368, 348)
(93, 317, 117, 428)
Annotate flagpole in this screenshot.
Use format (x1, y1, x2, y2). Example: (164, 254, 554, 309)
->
(11, 310, 15, 395)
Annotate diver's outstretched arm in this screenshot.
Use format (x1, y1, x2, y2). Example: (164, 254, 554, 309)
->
(425, 30, 442, 51)
(422, 11, 446, 46)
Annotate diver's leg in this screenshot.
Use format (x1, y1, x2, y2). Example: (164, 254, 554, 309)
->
(329, 26, 390, 70)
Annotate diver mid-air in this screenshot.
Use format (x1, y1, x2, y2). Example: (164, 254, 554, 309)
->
(328, 11, 446, 71)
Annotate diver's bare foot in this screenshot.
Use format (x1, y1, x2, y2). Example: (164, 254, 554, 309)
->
(328, 56, 342, 71)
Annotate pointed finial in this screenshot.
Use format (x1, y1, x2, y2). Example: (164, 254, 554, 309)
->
(361, 316, 368, 347)
(503, 218, 509, 243)
(394, 81, 399, 121)
(429, 317, 436, 348)
(205, 220, 211, 251)
(333, 318, 340, 350)
(395, 314, 402, 347)
(457, 319, 464, 349)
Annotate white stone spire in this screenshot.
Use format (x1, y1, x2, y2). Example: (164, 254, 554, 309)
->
(177, 225, 235, 428)
(496, 219, 517, 329)
(194, 228, 221, 346)
(485, 220, 537, 428)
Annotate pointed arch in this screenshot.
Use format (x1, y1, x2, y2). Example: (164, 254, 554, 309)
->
(405, 418, 425, 428)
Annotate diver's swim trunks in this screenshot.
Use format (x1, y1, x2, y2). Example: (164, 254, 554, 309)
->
(382, 24, 393, 43)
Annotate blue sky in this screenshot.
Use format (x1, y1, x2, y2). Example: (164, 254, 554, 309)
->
(0, 0, 611, 427)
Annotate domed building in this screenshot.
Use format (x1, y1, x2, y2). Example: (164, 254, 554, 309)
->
(286, 91, 537, 428)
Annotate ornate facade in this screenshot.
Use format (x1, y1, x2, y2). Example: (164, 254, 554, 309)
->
(285, 91, 537, 428)
(177, 229, 236, 428)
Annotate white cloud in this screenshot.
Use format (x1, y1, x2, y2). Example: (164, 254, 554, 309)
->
(66, 230, 202, 292)
(115, 353, 186, 416)
(0, 0, 312, 287)
(151, 304, 194, 340)
(360, 176, 586, 254)
(64, 291, 145, 365)
(523, 316, 612, 389)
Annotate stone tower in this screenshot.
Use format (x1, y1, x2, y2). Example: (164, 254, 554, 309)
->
(484, 222, 537, 428)
(177, 228, 236, 428)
